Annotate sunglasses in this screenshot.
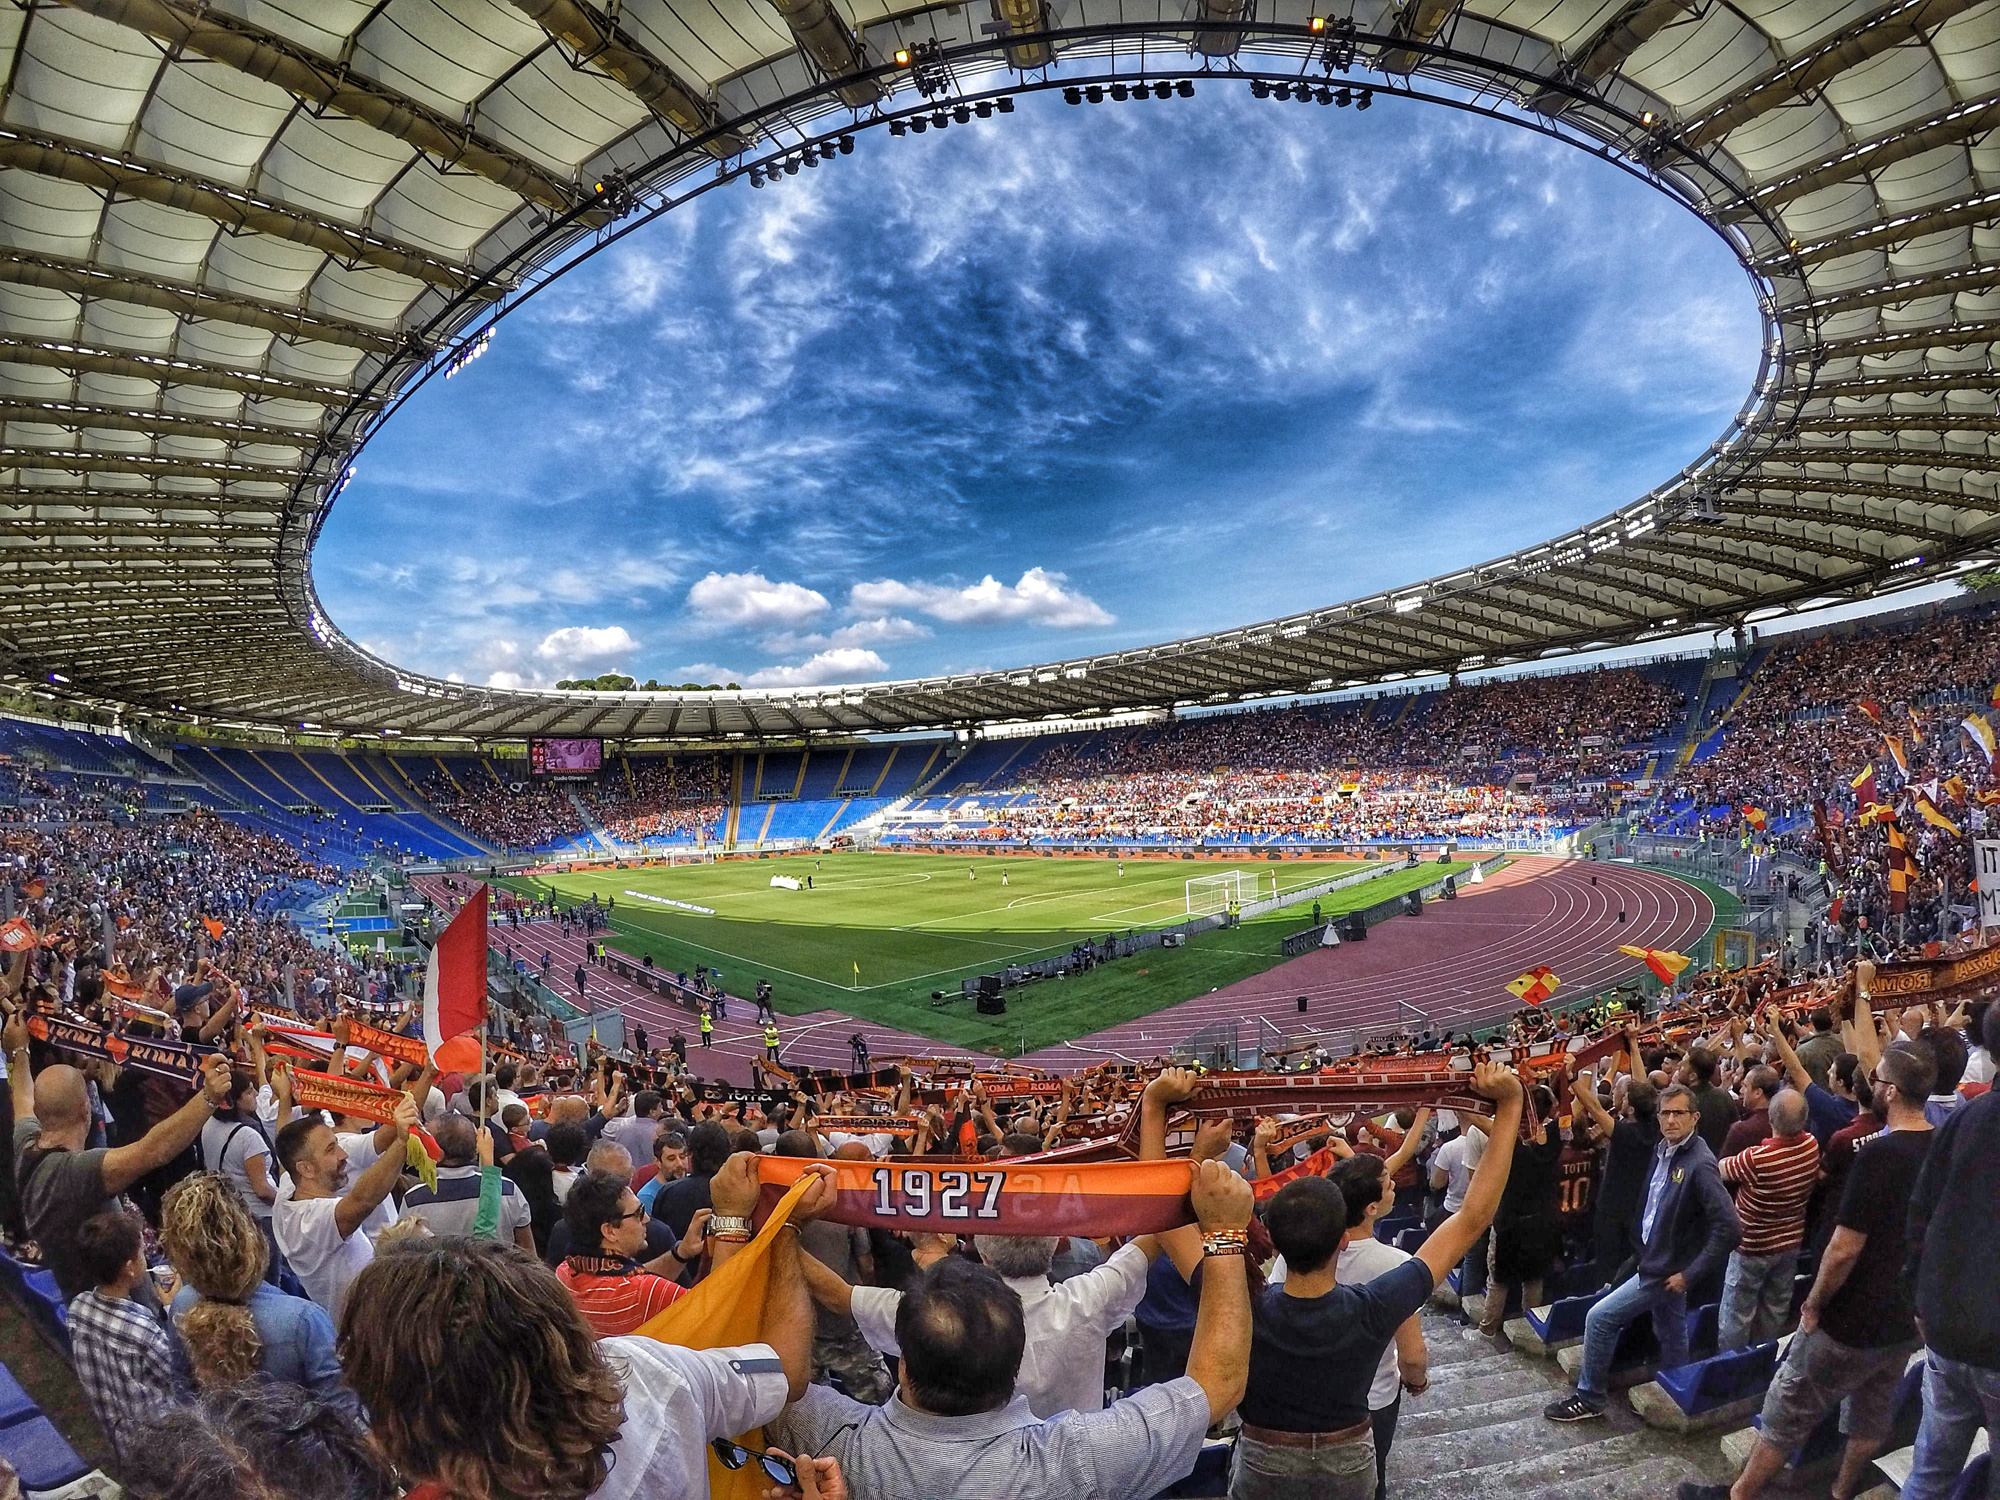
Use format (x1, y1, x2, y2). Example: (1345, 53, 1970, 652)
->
(712, 1425, 857, 1487)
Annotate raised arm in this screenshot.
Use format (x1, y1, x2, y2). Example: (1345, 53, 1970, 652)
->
(1765, 1009, 1812, 1094)
(335, 1094, 416, 1241)
(1571, 1071, 1615, 1139)
(1181, 1159, 1254, 1424)
(3, 1008, 33, 1125)
(102, 1054, 232, 1196)
(1383, 1108, 1433, 1178)
(759, 1165, 837, 1403)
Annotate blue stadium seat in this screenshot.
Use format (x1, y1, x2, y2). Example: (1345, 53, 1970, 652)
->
(1547, 1263, 1607, 1301)
(19, 1268, 69, 1352)
(1655, 1341, 1780, 1417)
(1373, 1213, 1418, 1244)
(1392, 1224, 1431, 1254)
(0, 1365, 37, 1429)
(0, 1415, 90, 1492)
(1685, 1300, 1720, 1360)
(1526, 1289, 1608, 1347)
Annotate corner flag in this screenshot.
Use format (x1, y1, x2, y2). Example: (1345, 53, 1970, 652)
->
(424, 884, 488, 1061)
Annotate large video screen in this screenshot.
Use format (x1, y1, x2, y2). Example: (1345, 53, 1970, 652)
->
(529, 738, 603, 775)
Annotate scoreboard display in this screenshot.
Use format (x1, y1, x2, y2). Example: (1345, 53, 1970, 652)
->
(528, 738, 602, 776)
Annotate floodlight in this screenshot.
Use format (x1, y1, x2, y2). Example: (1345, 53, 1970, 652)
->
(1176, 79, 1194, 96)
(1317, 87, 1333, 104)
(1153, 80, 1171, 98)
(954, 104, 971, 122)
(1294, 85, 1313, 102)
(1274, 81, 1292, 99)
(1085, 84, 1104, 102)
(1335, 86, 1351, 105)
(839, 134, 855, 152)
(1356, 87, 1372, 108)
(975, 99, 993, 117)
(997, 95, 1015, 111)
(1310, 15, 1327, 30)
(1064, 86, 1083, 103)
(748, 168, 764, 186)
(1640, 110, 1657, 126)
(911, 116, 927, 131)
(1111, 82, 1129, 100)
(785, 157, 800, 173)
(932, 110, 949, 127)
(893, 47, 912, 65)
(1250, 79, 1270, 97)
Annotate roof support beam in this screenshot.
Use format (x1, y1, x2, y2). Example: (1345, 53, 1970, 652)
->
(1808, 262, 2000, 319)
(1774, 186, 2000, 268)
(1663, 522, 1884, 566)
(0, 251, 402, 355)
(507, 0, 748, 153)
(1527, 0, 1695, 112)
(1792, 413, 2000, 434)
(1683, 0, 1989, 147)
(1814, 319, 2000, 361)
(1756, 445, 2000, 476)
(1551, 563, 1712, 610)
(0, 400, 319, 448)
(0, 127, 489, 295)
(1627, 539, 1830, 586)
(1805, 371, 2000, 400)
(57, 0, 579, 213)
(0, 449, 303, 485)
(1704, 497, 1966, 543)
(1744, 94, 2000, 213)
(0, 336, 368, 407)
(0, 487, 292, 513)
(1741, 471, 2000, 512)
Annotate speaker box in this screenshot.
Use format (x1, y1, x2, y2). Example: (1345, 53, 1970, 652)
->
(976, 992, 1007, 1015)
(1339, 913, 1368, 942)
(978, 974, 1003, 996)
(1404, 891, 1423, 916)
(1296, 995, 1309, 1013)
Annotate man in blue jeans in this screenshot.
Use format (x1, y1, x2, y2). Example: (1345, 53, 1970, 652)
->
(1545, 1082, 1739, 1422)
(1899, 1004, 2000, 1499)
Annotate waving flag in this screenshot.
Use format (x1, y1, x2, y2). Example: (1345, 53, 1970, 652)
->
(1884, 735, 1910, 775)
(1619, 945, 1691, 983)
(1914, 792, 1963, 837)
(1851, 764, 1878, 807)
(1743, 805, 1768, 831)
(1507, 966, 1561, 1004)
(1963, 715, 1996, 765)
(1858, 701, 1883, 723)
(201, 916, 225, 941)
(0, 918, 34, 954)
(423, 883, 488, 1067)
(1908, 705, 1926, 746)
(1887, 823, 1911, 915)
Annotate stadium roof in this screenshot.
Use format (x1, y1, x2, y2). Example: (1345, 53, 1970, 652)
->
(0, 0, 1994, 741)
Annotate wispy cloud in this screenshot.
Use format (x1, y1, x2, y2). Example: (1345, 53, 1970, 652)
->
(315, 86, 1759, 688)
(745, 647, 891, 687)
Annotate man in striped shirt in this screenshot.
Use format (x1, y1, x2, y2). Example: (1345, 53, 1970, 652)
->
(1716, 1088, 1819, 1351)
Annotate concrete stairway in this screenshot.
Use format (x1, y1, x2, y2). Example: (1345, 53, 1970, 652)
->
(1386, 1308, 1736, 1500)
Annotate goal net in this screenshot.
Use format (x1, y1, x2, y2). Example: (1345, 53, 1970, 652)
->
(1186, 870, 1257, 916)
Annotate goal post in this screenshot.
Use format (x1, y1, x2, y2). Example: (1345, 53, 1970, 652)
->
(1186, 870, 1257, 916)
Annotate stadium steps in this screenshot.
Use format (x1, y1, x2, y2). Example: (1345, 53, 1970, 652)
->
(373, 757, 501, 857)
(1385, 1308, 1733, 1500)
(563, 788, 621, 854)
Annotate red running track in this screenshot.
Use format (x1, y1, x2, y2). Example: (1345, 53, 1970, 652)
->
(1018, 855, 1713, 1067)
(421, 856, 1709, 1083)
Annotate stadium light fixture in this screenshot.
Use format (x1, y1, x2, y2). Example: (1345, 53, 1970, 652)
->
(1357, 88, 1372, 108)
(1393, 593, 1425, 613)
(1310, 14, 1327, 30)
(1250, 79, 1271, 97)
(1064, 86, 1083, 103)
(1336, 86, 1351, 105)
(1316, 87, 1334, 104)
(954, 104, 972, 122)
(1640, 110, 1658, 127)
(911, 116, 928, 131)
(932, 110, 950, 127)
(839, 134, 855, 153)
(1177, 79, 1195, 96)
(890, 118, 907, 134)
(748, 168, 765, 186)
(893, 47, 912, 65)
(1274, 81, 1292, 99)
(1085, 84, 1105, 102)
(1111, 82, 1129, 100)
(997, 96, 1015, 111)
(975, 99, 993, 117)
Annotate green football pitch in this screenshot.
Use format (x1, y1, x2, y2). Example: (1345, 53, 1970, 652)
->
(501, 852, 1477, 1054)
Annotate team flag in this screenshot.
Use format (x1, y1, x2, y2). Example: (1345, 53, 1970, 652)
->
(1618, 945, 1692, 983)
(1884, 735, 1910, 775)
(1945, 775, 1969, 803)
(1908, 706, 1926, 746)
(1887, 823, 1911, 914)
(1963, 715, 1996, 765)
(1861, 801, 1898, 825)
(1858, 700, 1883, 723)
(22, 879, 43, 901)
(1991, 682, 2000, 711)
(1507, 966, 1561, 1004)
(423, 883, 488, 1069)
(1743, 805, 1768, 831)
(1914, 792, 1963, 837)
(0, 918, 34, 954)
(1851, 764, 1879, 808)
(1827, 895, 1844, 925)
(201, 916, 225, 941)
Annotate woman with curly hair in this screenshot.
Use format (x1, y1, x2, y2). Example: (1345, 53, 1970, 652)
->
(118, 1382, 393, 1500)
(338, 1157, 829, 1500)
(159, 1173, 360, 1422)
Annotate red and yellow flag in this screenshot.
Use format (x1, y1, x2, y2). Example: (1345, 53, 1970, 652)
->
(1507, 966, 1561, 1004)
(1884, 735, 1910, 775)
(1858, 700, 1883, 723)
(1743, 805, 1768, 831)
(1914, 792, 1962, 837)
(1887, 823, 1911, 914)
(0, 918, 35, 954)
(1908, 705, 1926, 746)
(1619, 945, 1692, 983)
(1851, 764, 1878, 807)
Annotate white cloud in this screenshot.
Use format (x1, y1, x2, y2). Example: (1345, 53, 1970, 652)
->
(534, 625, 639, 671)
(763, 616, 931, 654)
(487, 670, 527, 690)
(745, 648, 890, 687)
(687, 571, 831, 629)
(849, 568, 1113, 628)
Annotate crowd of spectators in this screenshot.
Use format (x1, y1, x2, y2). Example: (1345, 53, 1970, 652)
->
(588, 757, 728, 846)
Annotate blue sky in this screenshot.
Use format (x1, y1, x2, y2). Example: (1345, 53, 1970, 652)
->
(315, 85, 1762, 691)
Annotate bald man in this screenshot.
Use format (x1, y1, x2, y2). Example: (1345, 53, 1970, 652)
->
(4, 1010, 233, 1300)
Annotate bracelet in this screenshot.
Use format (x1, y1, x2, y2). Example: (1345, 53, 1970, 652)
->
(1201, 1229, 1249, 1258)
(707, 1231, 752, 1245)
(706, 1214, 753, 1236)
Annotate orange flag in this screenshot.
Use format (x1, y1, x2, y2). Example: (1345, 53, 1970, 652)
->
(201, 916, 225, 940)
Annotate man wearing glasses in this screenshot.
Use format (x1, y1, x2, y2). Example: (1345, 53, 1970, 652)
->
(1546, 1082, 1739, 1423)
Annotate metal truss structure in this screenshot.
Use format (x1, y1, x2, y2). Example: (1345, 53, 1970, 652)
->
(0, 0, 1994, 741)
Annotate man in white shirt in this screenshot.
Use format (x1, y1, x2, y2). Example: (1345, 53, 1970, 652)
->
(272, 1093, 417, 1320)
(802, 1230, 1163, 1418)
(1428, 1124, 1487, 1300)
